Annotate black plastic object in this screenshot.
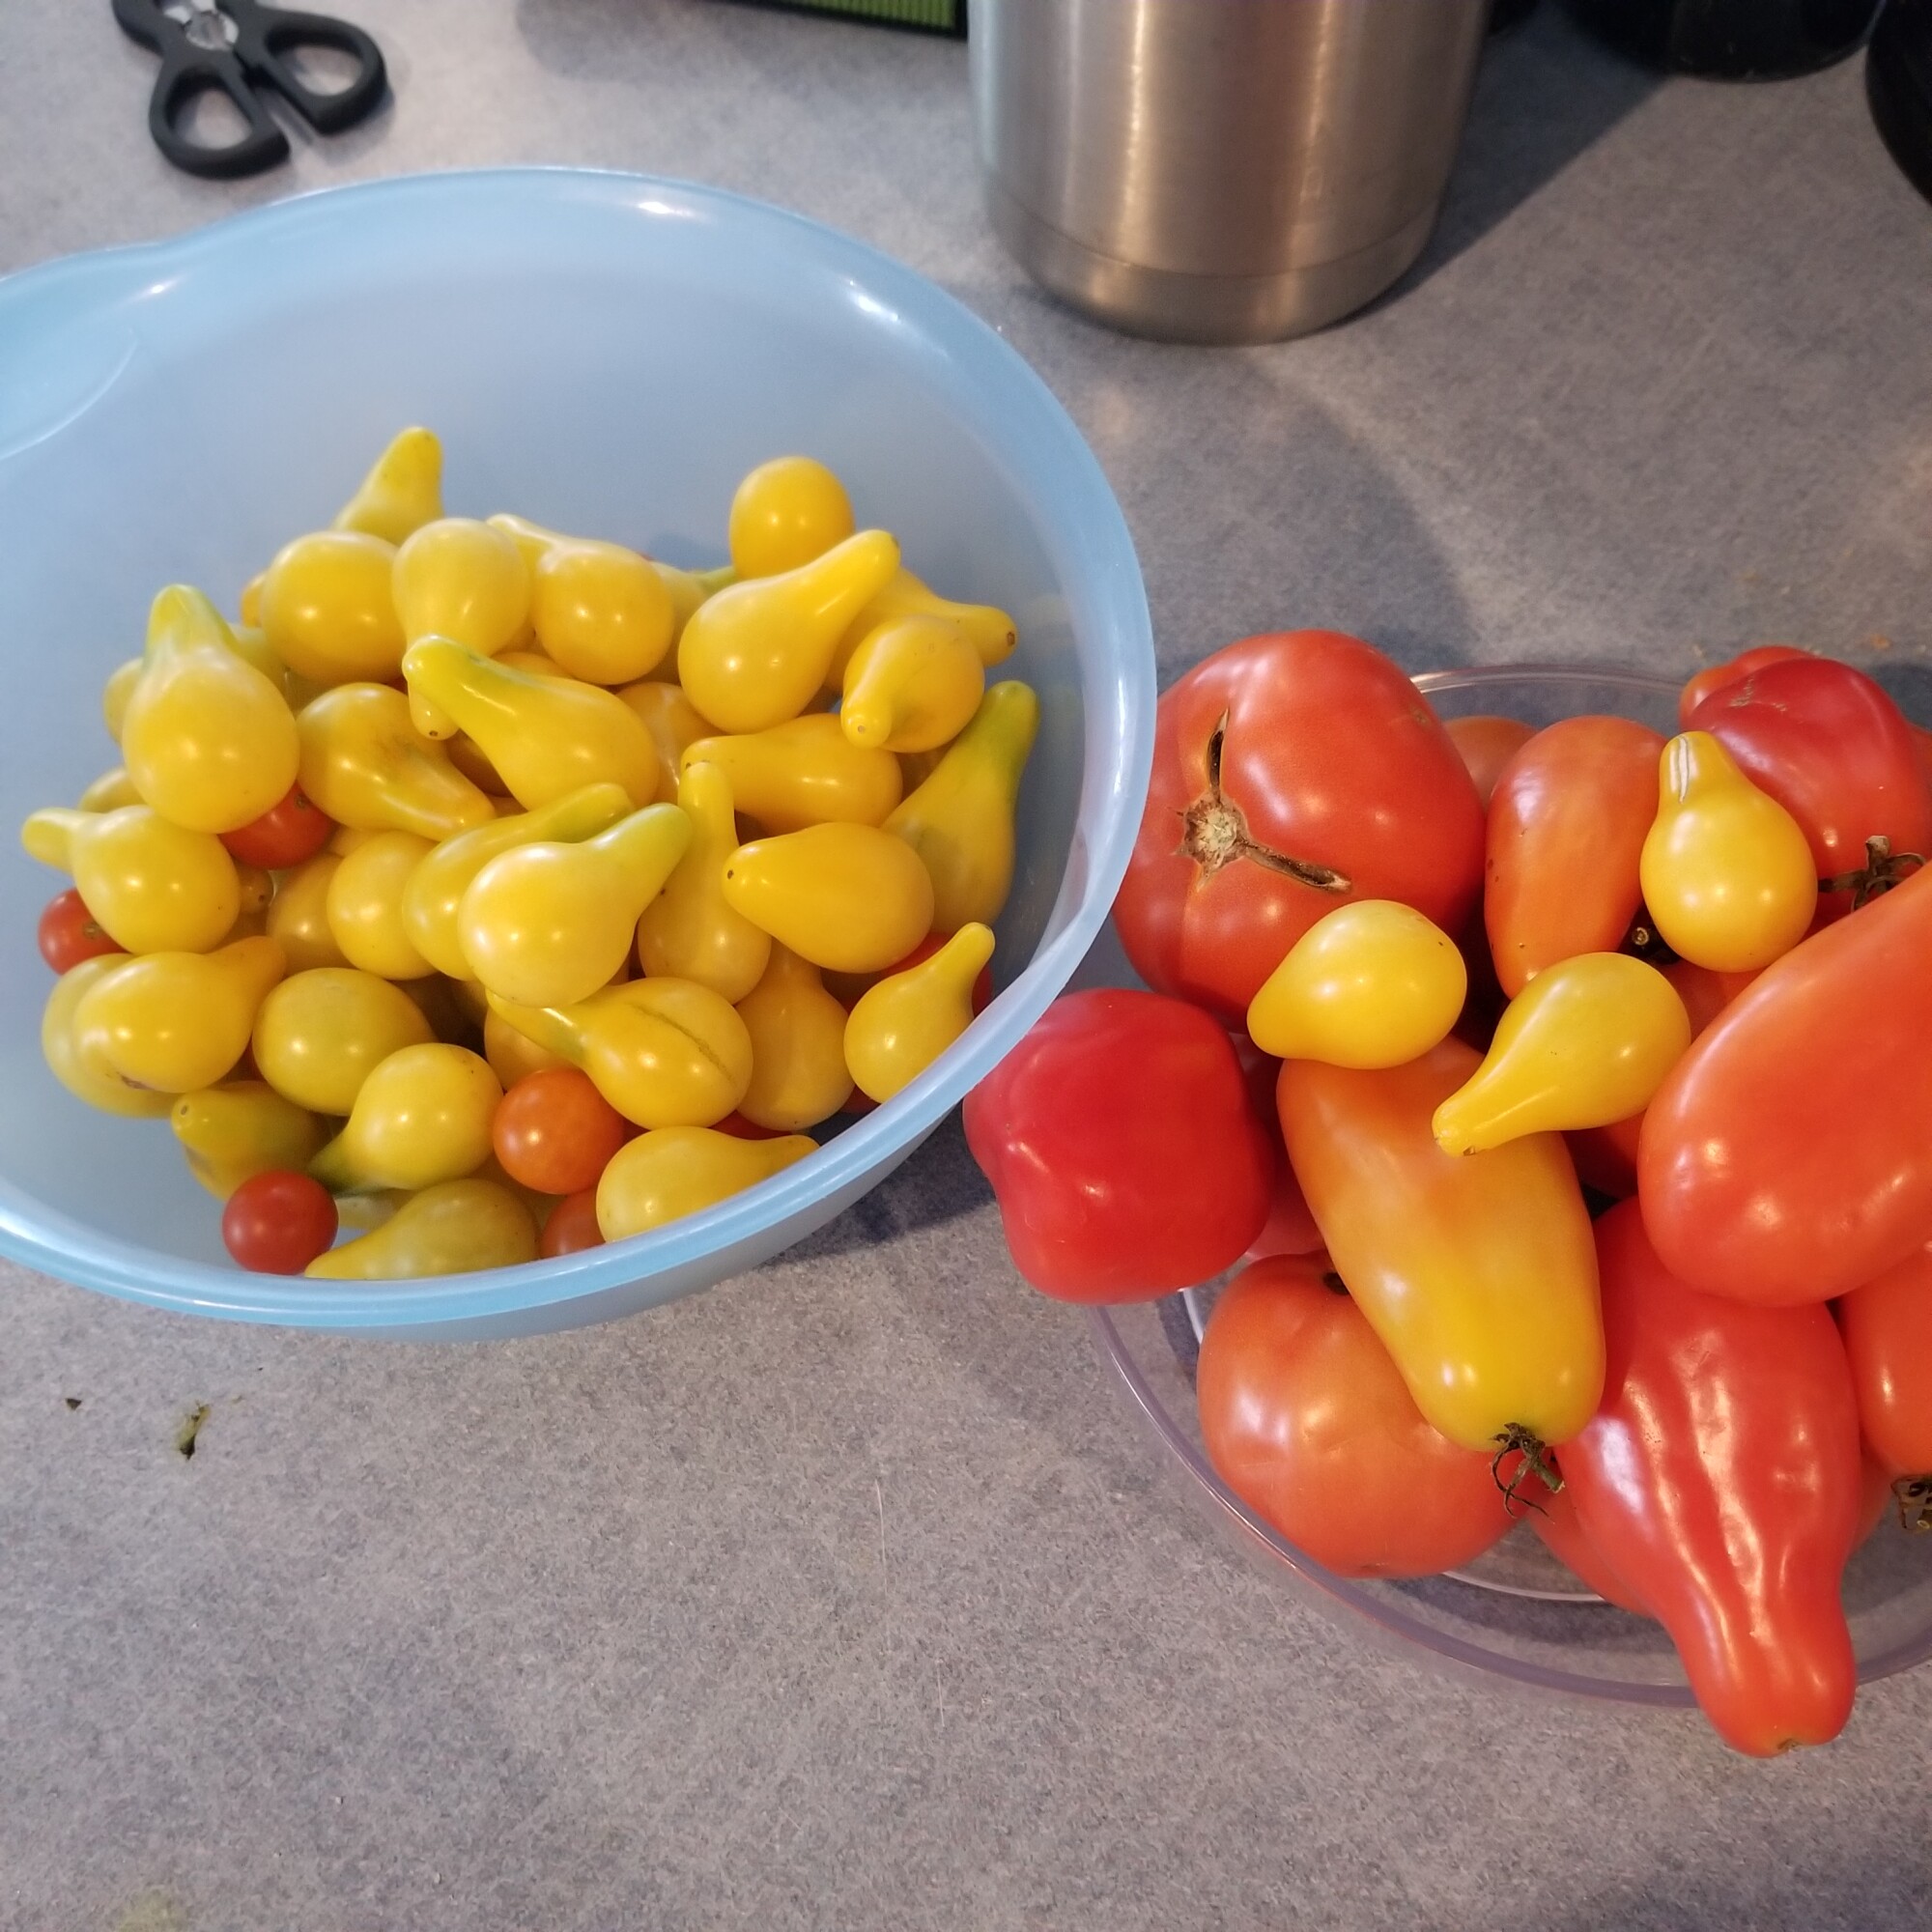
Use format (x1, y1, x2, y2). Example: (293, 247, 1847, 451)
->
(1871, 0, 1932, 205)
(1567, 0, 1883, 77)
(112, 0, 385, 179)
(724, 0, 965, 33)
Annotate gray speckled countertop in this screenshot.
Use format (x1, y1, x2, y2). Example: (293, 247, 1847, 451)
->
(5, 6, 1932, 1929)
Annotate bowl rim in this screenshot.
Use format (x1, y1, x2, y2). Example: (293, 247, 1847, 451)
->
(0, 167, 1156, 1330)
(1091, 662, 1932, 1706)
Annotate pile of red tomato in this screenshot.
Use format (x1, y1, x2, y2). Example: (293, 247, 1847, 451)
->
(966, 629, 1932, 1757)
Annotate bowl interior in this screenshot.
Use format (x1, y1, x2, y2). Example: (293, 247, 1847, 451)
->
(1092, 667, 1932, 1705)
(0, 171, 1151, 1328)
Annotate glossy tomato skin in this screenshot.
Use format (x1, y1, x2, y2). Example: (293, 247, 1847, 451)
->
(1527, 1467, 1653, 1616)
(1484, 716, 1663, 997)
(37, 889, 126, 975)
(493, 1067, 627, 1196)
(220, 784, 334, 869)
(1112, 632, 1484, 1020)
(1639, 859, 1932, 1303)
(1231, 1034, 1323, 1259)
(221, 1169, 339, 1275)
(1836, 1246, 1932, 1482)
(1444, 714, 1534, 809)
(1676, 645, 1811, 728)
(1688, 658, 1932, 922)
(1563, 1202, 1861, 1756)
(539, 1188, 606, 1259)
(963, 989, 1271, 1301)
(1197, 1255, 1516, 1577)
(1277, 1038, 1604, 1452)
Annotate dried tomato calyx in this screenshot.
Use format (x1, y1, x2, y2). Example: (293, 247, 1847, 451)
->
(1177, 718, 1352, 895)
(1823, 835, 1925, 910)
(1894, 1475, 1932, 1535)
(1492, 1422, 1562, 1518)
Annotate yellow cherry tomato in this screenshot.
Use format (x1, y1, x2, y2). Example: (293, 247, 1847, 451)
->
(736, 945, 853, 1129)
(827, 565, 1017, 688)
(101, 656, 143, 744)
(722, 822, 933, 974)
(309, 1042, 502, 1192)
(484, 1006, 568, 1086)
(458, 804, 692, 1009)
(596, 1126, 816, 1240)
(171, 1081, 326, 1199)
(21, 805, 240, 955)
(266, 852, 352, 973)
(727, 456, 855, 579)
(401, 639, 658, 808)
(326, 830, 436, 980)
(296, 682, 496, 839)
(1246, 900, 1465, 1068)
(261, 530, 407, 685)
(1280, 1038, 1605, 1454)
(1433, 952, 1692, 1156)
(78, 767, 142, 813)
(72, 935, 286, 1095)
(636, 761, 772, 1002)
(1639, 731, 1818, 972)
(306, 1178, 537, 1279)
(392, 517, 530, 657)
(884, 680, 1037, 934)
(487, 978, 753, 1128)
(402, 781, 633, 980)
(677, 529, 900, 734)
(619, 679, 719, 802)
(840, 614, 985, 754)
(120, 585, 300, 834)
(683, 714, 902, 833)
(252, 966, 436, 1116)
(41, 957, 175, 1118)
(531, 538, 675, 684)
(844, 923, 994, 1102)
(331, 426, 444, 548)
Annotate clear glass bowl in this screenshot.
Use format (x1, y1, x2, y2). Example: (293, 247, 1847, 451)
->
(1091, 665, 1932, 1706)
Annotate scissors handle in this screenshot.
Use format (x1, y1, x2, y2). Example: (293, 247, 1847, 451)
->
(228, 0, 387, 136)
(111, 0, 290, 179)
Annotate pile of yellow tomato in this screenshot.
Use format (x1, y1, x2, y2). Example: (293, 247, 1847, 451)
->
(25, 431, 1037, 1278)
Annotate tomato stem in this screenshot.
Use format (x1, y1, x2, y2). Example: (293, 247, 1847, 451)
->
(1619, 907, 1678, 968)
(1823, 835, 1925, 910)
(1491, 1423, 1562, 1518)
(1179, 720, 1353, 895)
(1894, 1475, 1932, 1534)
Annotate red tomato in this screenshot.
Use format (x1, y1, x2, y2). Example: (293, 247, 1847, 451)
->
(1197, 1255, 1517, 1577)
(221, 1169, 339, 1275)
(1444, 714, 1535, 808)
(1527, 1466, 1652, 1616)
(1563, 1201, 1861, 1755)
(963, 989, 1272, 1302)
(1484, 716, 1663, 997)
(219, 784, 334, 868)
(1112, 631, 1485, 1019)
(539, 1188, 606, 1259)
(714, 1110, 790, 1140)
(1836, 1246, 1932, 1498)
(37, 889, 125, 974)
(1676, 644, 1811, 727)
(1639, 859, 1932, 1304)
(493, 1068, 627, 1196)
(1688, 657, 1932, 921)
(1913, 724, 1932, 793)
(1229, 1035, 1323, 1258)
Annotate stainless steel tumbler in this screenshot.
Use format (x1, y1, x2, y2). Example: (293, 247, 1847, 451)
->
(970, 0, 1493, 344)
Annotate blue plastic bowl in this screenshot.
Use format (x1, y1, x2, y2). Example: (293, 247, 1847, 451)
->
(0, 170, 1153, 1338)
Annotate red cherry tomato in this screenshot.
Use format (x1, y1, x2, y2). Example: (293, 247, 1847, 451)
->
(1484, 716, 1663, 997)
(493, 1068, 627, 1196)
(1639, 859, 1932, 1304)
(1563, 1201, 1861, 1756)
(539, 1188, 606, 1259)
(1835, 1246, 1932, 1498)
(1444, 714, 1534, 809)
(1688, 657, 1932, 922)
(714, 1110, 790, 1140)
(1112, 631, 1485, 1020)
(219, 783, 334, 868)
(37, 888, 126, 974)
(1197, 1255, 1517, 1578)
(1676, 644, 1812, 727)
(963, 988, 1272, 1302)
(221, 1169, 339, 1275)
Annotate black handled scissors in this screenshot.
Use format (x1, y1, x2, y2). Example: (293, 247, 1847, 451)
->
(113, 0, 386, 180)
